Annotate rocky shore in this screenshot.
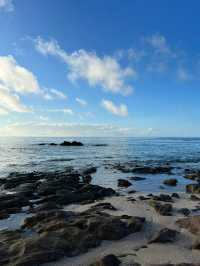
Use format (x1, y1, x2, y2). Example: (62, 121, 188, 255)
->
(0, 163, 200, 265)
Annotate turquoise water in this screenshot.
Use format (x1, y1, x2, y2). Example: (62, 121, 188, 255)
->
(0, 137, 200, 193)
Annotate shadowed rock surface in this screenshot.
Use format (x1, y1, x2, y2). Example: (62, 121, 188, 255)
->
(0, 209, 145, 266)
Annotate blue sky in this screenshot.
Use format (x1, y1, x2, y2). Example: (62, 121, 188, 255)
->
(0, 0, 200, 137)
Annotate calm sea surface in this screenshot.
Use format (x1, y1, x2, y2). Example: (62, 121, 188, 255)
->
(0, 137, 200, 193)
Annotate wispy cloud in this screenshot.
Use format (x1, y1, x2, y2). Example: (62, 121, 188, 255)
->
(35, 37, 136, 95)
(42, 88, 67, 100)
(146, 33, 172, 55)
(177, 67, 192, 81)
(0, 122, 155, 137)
(48, 108, 74, 115)
(0, 0, 14, 12)
(76, 97, 87, 107)
(101, 99, 128, 117)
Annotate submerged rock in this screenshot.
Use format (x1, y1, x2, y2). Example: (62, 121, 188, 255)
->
(118, 179, 132, 188)
(132, 165, 172, 174)
(129, 176, 146, 181)
(163, 178, 178, 186)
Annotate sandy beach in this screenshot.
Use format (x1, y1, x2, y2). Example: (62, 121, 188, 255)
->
(45, 193, 200, 266)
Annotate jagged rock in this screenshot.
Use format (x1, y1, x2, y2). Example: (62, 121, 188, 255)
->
(148, 228, 179, 243)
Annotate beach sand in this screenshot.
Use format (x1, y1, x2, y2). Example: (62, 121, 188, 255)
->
(46, 193, 200, 266)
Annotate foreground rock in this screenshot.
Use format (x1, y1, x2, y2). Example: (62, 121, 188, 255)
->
(0, 169, 115, 219)
(176, 216, 200, 235)
(148, 228, 179, 243)
(90, 254, 121, 266)
(0, 209, 145, 266)
(149, 200, 172, 216)
(186, 183, 200, 193)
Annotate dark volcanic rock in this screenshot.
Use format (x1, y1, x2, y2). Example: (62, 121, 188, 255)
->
(4, 209, 144, 265)
(118, 179, 132, 188)
(149, 200, 172, 216)
(171, 193, 180, 199)
(0, 168, 116, 217)
(60, 141, 83, 146)
(90, 202, 117, 212)
(90, 254, 121, 266)
(163, 178, 178, 186)
(152, 194, 173, 202)
(148, 228, 179, 243)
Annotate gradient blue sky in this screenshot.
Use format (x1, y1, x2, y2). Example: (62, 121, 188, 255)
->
(0, 0, 200, 137)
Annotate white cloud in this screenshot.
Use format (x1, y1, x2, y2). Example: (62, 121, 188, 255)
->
(177, 67, 192, 81)
(35, 37, 136, 95)
(147, 33, 171, 55)
(101, 99, 128, 117)
(0, 86, 31, 112)
(0, 55, 40, 93)
(0, 107, 9, 115)
(0, 55, 40, 113)
(0, 0, 14, 12)
(0, 55, 42, 113)
(76, 97, 87, 107)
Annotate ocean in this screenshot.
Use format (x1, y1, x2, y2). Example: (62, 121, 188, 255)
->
(0, 137, 200, 193)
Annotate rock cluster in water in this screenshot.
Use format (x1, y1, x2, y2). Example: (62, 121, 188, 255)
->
(39, 140, 84, 146)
